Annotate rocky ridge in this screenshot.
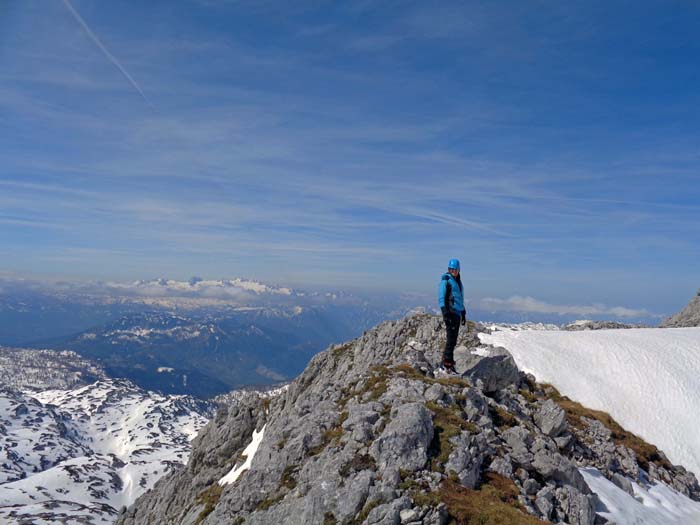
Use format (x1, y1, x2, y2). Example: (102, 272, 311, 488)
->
(661, 289, 700, 327)
(562, 320, 643, 331)
(118, 314, 700, 525)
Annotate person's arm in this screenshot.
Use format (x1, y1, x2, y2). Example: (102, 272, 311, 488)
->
(438, 277, 451, 317)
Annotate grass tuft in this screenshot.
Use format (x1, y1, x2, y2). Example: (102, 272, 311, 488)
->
(194, 483, 224, 524)
(255, 493, 284, 511)
(280, 464, 298, 490)
(489, 405, 518, 430)
(426, 401, 477, 471)
(339, 453, 376, 477)
(351, 499, 381, 524)
(412, 478, 548, 525)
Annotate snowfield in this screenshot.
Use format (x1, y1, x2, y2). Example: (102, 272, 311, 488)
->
(479, 326, 700, 524)
(479, 327, 700, 477)
(0, 380, 211, 524)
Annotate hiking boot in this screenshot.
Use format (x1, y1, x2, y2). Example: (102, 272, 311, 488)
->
(440, 360, 458, 375)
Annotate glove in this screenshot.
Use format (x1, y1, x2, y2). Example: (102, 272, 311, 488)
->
(441, 306, 449, 318)
(461, 311, 467, 326)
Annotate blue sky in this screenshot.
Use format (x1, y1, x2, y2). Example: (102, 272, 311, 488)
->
(1, 0, 699, 317)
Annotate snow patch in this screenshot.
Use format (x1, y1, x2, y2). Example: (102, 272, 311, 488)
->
(470, 346, 492, 357)
(581, 467, 700, 524)
(219, 425, 266, 485)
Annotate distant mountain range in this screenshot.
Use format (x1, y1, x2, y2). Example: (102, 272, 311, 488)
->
(0, 277, 418, 397)
(39, 309, 352, 397)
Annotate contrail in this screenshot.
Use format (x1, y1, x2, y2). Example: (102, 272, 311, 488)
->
(61, 0, 152, 107)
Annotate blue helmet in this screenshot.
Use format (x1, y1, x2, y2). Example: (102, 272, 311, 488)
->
(448, 258, 460, 270)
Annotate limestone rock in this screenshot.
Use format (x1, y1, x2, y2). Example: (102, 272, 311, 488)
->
(534, 398, 568, 437)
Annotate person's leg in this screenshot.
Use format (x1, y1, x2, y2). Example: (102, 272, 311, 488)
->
(443, 313, 460, 364)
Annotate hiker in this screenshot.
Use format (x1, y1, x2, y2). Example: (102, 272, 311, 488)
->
(438, 258, 466, 374)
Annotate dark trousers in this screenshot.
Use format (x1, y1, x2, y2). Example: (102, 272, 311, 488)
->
(443, 312, 460, 363)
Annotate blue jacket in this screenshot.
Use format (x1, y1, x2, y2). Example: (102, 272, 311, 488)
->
(438, 273, 465, 315)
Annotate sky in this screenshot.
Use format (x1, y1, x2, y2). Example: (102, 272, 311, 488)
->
(1, 0, 699, 318)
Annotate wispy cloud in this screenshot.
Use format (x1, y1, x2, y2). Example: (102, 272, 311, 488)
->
(61, 0, 152, 107)
(478, 296, 655, 319)
(2, 1, 699, 308)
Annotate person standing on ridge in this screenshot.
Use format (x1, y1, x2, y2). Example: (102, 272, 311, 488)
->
(438, 258, 467, 374)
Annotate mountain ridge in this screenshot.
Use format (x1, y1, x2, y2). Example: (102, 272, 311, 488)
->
(118, 314, 700, 525)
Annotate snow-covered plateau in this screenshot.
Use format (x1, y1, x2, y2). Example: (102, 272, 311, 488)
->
(480, 325, 700, 524)
(0, 379, 212, 525)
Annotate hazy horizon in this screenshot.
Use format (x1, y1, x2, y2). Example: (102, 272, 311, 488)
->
(1, 270, 687, 325)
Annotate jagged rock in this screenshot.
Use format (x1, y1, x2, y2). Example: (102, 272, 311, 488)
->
(460, 346, 520, 393)
(523, 478, 540, 495)
(445, 435, 481, 489)
(534, 399, 567, 437)
(532, 450, 591, 494)
(424, 384, 446, 402)
(502, 426, 534, 467)
(556, 485, 596, 525)
(462, 388, 488, 421)
(555, 433, 573, 452)
(660, 289, 700, 327)
(535, 485, 555, 520)
(422, 505, 449, 525)
(488, 455, 513, 478)
(564, 320, 641, 331)
(343, 399, 382, 444)
(381, 378, 426, 404)
(611, 472, 634, 495)
(370, 402, 433, 472)
(399, 507, 420, 523)
(366, 496, 411, 525)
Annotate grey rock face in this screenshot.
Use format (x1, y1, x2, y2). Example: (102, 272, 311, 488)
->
(523, 478, 540, 495)
(556, 485, 596, 525)
(661, 289, 700, 327)
(533, 450, 591, 495)
(118, 313, 700, 525)
(461, 346, 520, 393)
(535, 399, 568, 437)
(370, 402, 433, 472)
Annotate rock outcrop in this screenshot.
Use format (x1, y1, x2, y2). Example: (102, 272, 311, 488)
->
(563, 320, 643, 331)
(661, 289, 700, 327)
(118, 314, 700, 525)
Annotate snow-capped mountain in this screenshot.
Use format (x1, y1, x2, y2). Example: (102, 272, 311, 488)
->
(0, 379, 212, 525)
(108, 277, 296, 297)
(0, 346, 106, 391)
(1, 277, 416, 398)
(44, 301, 409, 398)
(0, 275, 414, 349)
